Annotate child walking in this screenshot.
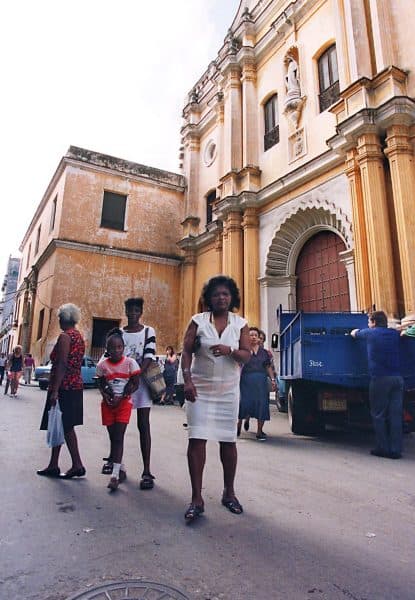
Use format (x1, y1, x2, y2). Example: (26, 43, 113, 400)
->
(96, 328, 140, 491)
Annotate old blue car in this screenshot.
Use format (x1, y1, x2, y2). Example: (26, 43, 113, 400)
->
(35, 356, 97, 390)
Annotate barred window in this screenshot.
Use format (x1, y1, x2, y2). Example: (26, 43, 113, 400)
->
(318, 45, 340, 112)
(264, 95, 279, 151)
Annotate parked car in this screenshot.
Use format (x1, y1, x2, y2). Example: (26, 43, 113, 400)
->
(35, 356, 97, 390)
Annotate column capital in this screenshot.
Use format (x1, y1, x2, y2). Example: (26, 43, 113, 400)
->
(356, 132, 383, 162)
(242, 206, 259, 229)
(384, 124, 413, 159)
(225, 210, 243, 233)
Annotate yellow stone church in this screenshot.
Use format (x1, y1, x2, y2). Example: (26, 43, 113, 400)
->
(13, 0, 415, 360)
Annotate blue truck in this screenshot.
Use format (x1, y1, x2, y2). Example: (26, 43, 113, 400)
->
(273, 308, 415, 435)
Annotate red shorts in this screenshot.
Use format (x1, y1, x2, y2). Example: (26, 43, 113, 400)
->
(101, 397, 132, 426)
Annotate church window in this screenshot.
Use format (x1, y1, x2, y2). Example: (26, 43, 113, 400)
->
(100, 191, 127, 231)
(206, 190, 216, 226)
(318, 45, 340, 112)
(264, 95, 279, 151)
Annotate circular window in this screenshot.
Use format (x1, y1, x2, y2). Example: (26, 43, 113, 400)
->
(203, 140, 217, 166)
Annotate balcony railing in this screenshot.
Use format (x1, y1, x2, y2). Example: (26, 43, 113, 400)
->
(264, 125, 280, 151)
(319, 80, 340, 112)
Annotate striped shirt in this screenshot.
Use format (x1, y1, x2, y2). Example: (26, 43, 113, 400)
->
(122, 325, 156, 365)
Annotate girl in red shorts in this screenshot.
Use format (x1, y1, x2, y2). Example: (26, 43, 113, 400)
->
(96, 329, 140, 491)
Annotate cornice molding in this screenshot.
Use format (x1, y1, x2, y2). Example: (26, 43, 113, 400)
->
(36, 239, 182, 268)
(328, 97, 415, 155)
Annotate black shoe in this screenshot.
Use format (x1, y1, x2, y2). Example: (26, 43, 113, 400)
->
(37, 467, 60, 478)
(256, 432, 267, 441)
(388, 452, 402, 459)
(243, 419, 250, 432)
(60, 466, 86, 479)
(370, 448, 389, 458)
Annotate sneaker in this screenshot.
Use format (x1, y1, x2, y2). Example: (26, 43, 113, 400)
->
(256, 432, 267, 441)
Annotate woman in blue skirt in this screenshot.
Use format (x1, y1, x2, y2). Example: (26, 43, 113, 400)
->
(238, 327, 276, 440)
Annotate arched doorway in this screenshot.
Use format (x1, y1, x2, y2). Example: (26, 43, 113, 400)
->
(296, 231, 350, 311)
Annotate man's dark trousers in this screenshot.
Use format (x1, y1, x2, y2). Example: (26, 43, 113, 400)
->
(0, 366, 4, 385)
(369, 375, 404, 454)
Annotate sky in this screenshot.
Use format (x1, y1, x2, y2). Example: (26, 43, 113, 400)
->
(0, 0, 240, 277)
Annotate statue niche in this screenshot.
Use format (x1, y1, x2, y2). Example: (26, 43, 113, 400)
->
(284, 47, 306, 131)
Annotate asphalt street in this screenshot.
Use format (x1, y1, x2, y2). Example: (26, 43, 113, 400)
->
(1, 383, 415, 600)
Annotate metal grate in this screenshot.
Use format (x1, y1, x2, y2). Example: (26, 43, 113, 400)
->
(66, 580, 190, 600)
(319, 80, 340, 112)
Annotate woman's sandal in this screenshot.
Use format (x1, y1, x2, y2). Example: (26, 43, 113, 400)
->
(101, 462, 113, 475)
(107, 477, 119, 491)
(222, 497, 243, 514)
(139, 473, 155, 490)
(184, 504, 204, 523)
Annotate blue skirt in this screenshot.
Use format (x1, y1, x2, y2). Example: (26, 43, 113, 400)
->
(239, 371, 270, 421)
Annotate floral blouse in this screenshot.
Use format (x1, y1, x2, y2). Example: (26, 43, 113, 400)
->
(49, 328, 85, 391)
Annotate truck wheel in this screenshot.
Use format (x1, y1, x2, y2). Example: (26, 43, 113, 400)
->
(288, 382, 323, 435)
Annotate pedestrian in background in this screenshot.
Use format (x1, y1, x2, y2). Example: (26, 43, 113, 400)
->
(181, 275, 250, 522)
(351, 310, 404, 459)
(237, 327, 276, 440)
(96, 328, 140, 491)
(24, 353, 35, 385)
(0, 352, 6, 385)
(8, 345, 23, 397)
(160, 346, 177, 405)
(37, 303, 86, 478)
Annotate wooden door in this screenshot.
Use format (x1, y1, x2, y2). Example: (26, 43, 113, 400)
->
(296, 231, 350, 312)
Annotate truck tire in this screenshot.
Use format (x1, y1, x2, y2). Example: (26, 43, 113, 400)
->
(288, 382, 323, 435)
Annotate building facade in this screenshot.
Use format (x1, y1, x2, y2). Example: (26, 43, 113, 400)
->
(178, 0, 415, 337)
(16, 147, 185, 365)
(0, 256, 21, 354)
(15, 0, 415, 357)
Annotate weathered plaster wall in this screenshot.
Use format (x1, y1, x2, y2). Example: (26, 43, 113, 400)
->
(60, 166, 183, 257)
(31, 247, 181, 363)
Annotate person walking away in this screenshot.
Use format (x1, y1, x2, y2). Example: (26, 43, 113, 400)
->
(121, 297, 157, 490)
(9, 346, 23, 397)
(237, 328, 277, 440)
(37, 303, 86, 478)
(96, 328, 140, 491)
(24, 353, 35, 385)
(181, 275, 251, 522)
(161, 346, 178, 405)
(0, 353, 6, 385)
(351, 310, 404, 459)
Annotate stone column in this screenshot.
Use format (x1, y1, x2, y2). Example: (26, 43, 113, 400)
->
(225, 210, 244, 311)
(357, 132, 397, 315)
(241, 59, 258, 168)
(344, 148, 372, 310)
(179, 246, 197, 339)
(384, 124, 415, 314)
(242, 207, 259, 325)
(223, 64, 243, 174)
(368, 0, 396, 71)
(183, 129, 200, 218)
(342, 0, 374, 79)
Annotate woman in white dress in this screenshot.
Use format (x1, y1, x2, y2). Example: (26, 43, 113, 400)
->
(181, 276, 250, 522)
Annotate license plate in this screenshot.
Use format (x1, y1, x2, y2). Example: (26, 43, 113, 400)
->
(320, 397, 347, 411)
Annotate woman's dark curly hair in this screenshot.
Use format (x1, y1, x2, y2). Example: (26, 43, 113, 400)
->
(201, 275, 241, 311)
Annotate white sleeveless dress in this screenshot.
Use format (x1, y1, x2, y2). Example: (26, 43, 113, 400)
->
(186, 312, 247, 442)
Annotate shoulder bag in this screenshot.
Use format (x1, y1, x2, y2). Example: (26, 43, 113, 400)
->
(142, 327, 166, 401)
